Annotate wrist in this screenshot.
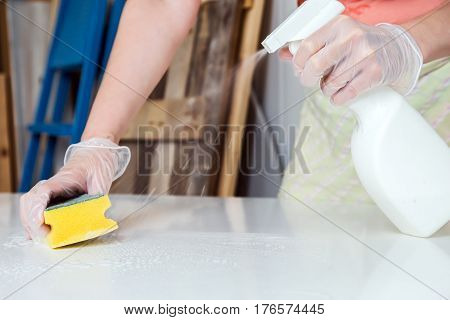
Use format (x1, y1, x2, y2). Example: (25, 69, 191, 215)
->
(402, 21, 431, 63)
(81, 131, 119, 144)
(376, 23, 423, 95)
(65, 138, 131, 181)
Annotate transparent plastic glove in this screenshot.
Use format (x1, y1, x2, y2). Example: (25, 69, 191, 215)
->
(20, 138, 130, 242)
(280, 16, 423, 105)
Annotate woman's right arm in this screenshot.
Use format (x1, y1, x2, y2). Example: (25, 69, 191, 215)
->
(20, 0, 201, 241)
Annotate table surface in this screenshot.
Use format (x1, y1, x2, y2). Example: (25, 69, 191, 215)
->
(0, 193, 449, 300)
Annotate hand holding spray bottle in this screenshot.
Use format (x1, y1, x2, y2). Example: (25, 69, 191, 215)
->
(262, 0, 450, 237)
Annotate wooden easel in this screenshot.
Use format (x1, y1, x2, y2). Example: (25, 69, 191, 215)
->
(218, 0, 265, 196)
(0, 0, 16, 192)
(114, 0, 266, 196)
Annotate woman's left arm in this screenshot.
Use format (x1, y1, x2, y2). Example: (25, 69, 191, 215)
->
(403, 1, 450, 63)
(280, 1, 450, 105)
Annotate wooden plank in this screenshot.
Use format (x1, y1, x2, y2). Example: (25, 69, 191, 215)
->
(186, 4, 210, 96)
(0, 1, 16, 192)
(0, 1, 9, 73)
(162, 0, 241, 196)
(0, 74, 14, 191)
(200, 0, 241, 124)
(122, 97, 207, 141)
(49, 0, 60, 33)
(186, 0, 241, 196)
(218, 0, 265, 197)
(164, 30, 195, 99)
(243, 0, 254, 9)
(150, 30, 196, 195)
(147, 141, 177, 195)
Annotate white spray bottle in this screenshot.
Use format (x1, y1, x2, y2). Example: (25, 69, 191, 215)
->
(262, 0, 450, 237)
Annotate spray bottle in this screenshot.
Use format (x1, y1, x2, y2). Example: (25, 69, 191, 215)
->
(262, 0, 450, 237)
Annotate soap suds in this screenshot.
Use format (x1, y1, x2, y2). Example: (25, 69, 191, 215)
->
(2, 234, 33, 249)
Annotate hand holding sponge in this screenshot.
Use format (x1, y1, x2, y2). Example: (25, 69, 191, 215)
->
(20, 138, 130, 241)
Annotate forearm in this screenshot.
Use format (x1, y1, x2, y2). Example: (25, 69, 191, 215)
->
(82, 0, 200, 143)
(402, 1, 450, 63)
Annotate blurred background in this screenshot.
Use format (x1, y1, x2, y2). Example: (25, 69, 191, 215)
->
(0, 0, 307, 198)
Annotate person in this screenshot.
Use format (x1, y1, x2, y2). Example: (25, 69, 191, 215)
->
(279, 0, 450, 204)
(20, 0, 450, 240)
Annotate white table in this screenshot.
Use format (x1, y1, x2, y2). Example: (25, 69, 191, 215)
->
(0, 193, 449, 299)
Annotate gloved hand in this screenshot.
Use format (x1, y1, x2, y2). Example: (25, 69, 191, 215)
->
(20, 138, 130, 241)
(280, 15, 423, 105)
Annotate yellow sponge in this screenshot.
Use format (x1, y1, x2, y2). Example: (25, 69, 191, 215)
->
(44, 194, 118, 249)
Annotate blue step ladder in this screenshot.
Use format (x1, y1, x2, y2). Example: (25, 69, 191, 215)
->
(20, 0, 125, 192)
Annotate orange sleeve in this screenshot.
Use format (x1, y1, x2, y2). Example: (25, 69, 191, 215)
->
(297, 0, 445, 25)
